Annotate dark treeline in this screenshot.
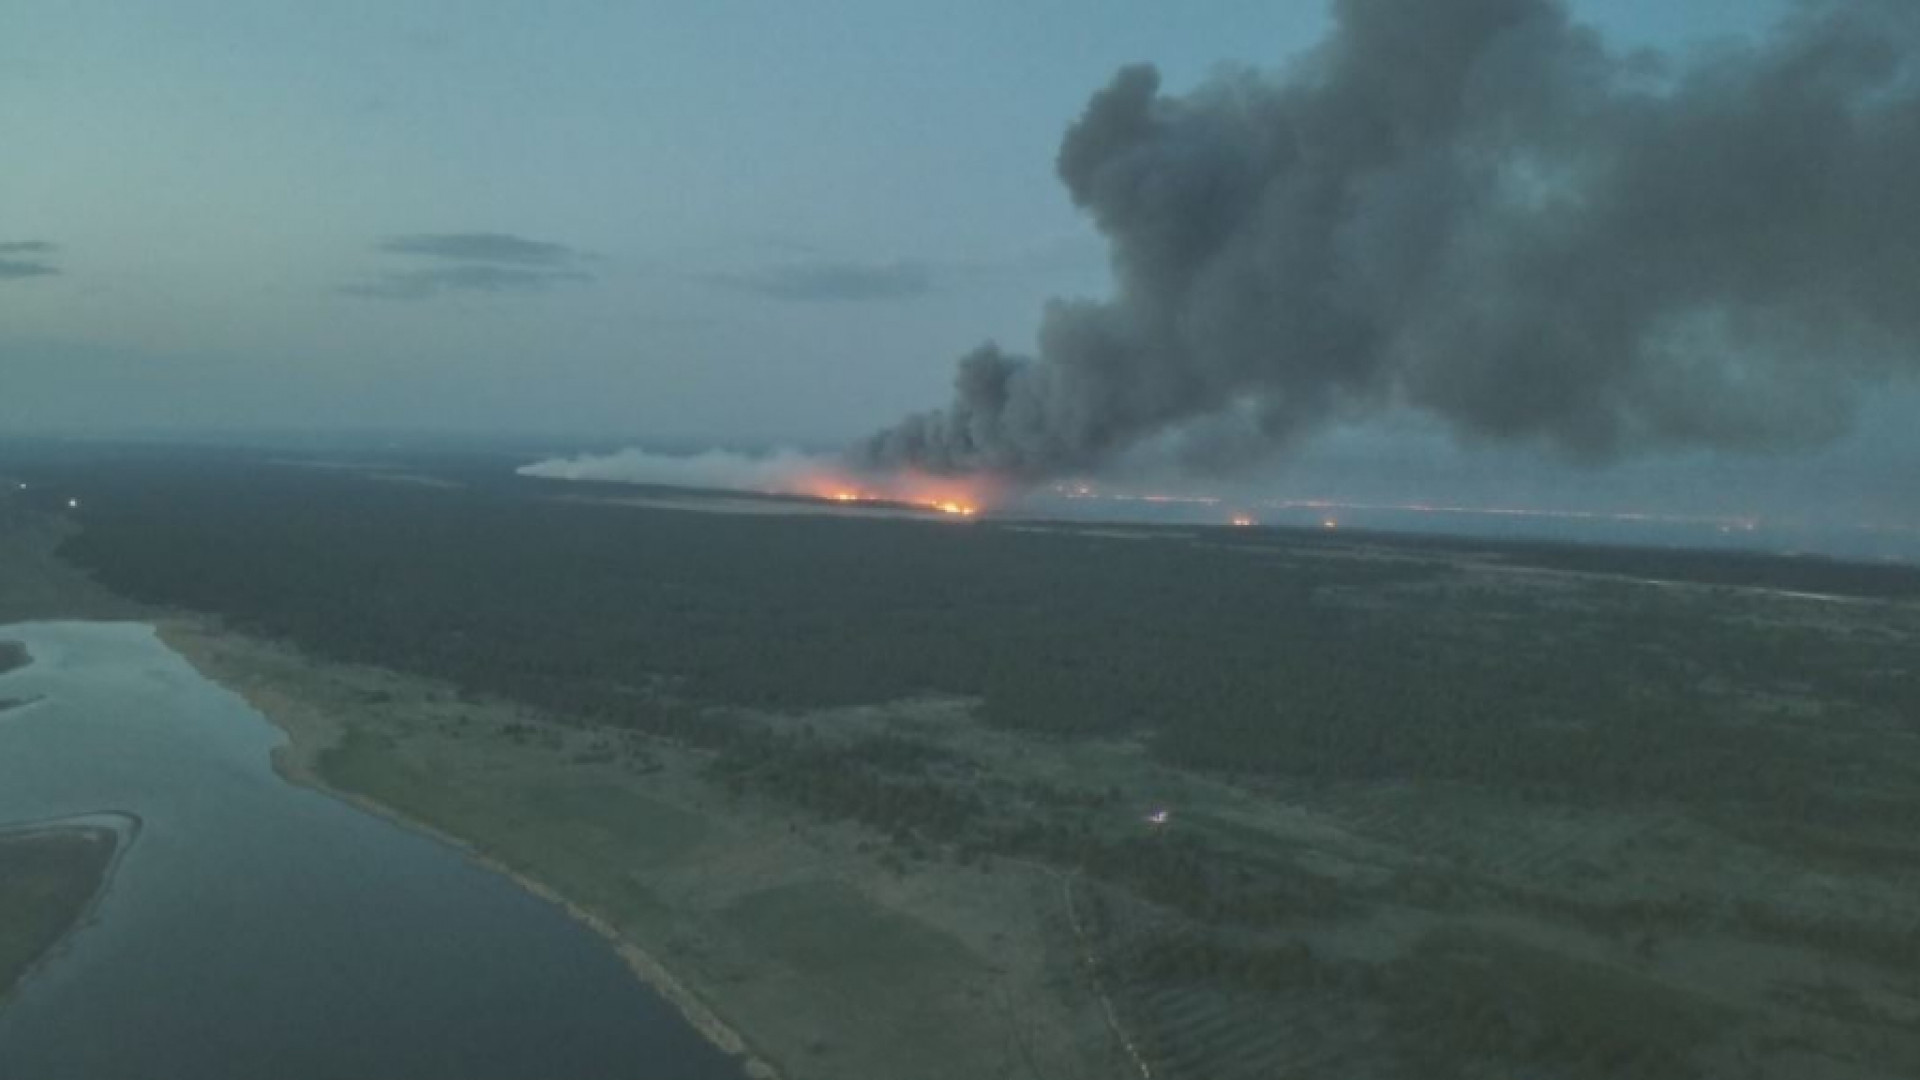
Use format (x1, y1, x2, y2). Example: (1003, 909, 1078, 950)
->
(1204, 523, 1920, 600)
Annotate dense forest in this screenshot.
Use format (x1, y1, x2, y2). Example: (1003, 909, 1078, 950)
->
(18, 448, 1920, 1079)
(29, 452, 1920, 816)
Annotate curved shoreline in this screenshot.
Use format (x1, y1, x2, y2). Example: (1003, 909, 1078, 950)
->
(0, 635, 142, 1007)
(153, 623, 781, 1080)
(278, 775, 781, 1080)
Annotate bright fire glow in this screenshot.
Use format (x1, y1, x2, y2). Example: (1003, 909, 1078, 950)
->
(785, 469, 991, 520)
(1230, 515, 1255, 527)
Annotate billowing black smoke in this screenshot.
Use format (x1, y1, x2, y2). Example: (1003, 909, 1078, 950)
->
(857, 0, 1920, 481)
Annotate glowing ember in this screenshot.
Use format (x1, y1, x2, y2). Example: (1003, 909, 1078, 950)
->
(932, 501, 977, 517)
(1230, 515, 1255, 527)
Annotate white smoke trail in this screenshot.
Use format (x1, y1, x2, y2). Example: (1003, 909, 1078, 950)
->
(519, 446, 838, 493)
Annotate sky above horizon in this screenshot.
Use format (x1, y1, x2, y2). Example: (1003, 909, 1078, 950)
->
(7, 0, 1915, 536)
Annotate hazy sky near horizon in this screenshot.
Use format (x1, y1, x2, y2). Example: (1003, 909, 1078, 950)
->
(11, 0, 1916, 533)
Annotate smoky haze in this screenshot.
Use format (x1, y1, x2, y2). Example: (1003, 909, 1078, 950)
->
(856, 0, 1920, 483)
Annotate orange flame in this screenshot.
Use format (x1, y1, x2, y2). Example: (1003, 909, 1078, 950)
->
(788, 469, 990, 519)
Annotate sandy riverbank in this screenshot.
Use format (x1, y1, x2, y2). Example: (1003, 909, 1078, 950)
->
(154, 620, 784, 1080)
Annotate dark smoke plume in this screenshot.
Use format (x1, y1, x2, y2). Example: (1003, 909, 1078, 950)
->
(857, 0, 1920, 481)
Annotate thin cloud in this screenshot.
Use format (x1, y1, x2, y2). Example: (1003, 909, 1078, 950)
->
(713, 259, 932, 302)
(378, 232, 584, 266)
(0, 241, 59, 279)
(341, 231, 594, 300)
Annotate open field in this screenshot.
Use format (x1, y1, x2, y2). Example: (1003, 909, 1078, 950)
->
(8, 447, 1920, 1078)
(0, 827, 120, 1000)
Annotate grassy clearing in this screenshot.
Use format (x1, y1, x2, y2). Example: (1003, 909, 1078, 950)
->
(513, 781, 710, 867)
(727, 879, 981, 986)
(0, 828, 118, 997)
(720, 881, 997, 1072)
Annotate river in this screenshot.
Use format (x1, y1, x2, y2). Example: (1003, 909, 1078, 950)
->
(0, 621, 746, 1080)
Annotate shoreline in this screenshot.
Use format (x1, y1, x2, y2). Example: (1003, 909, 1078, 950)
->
(0, 633, 141, 1005)
(153, 621, 782, 1080)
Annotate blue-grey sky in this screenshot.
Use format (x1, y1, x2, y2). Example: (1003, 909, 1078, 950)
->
(16, 0, 1920, 552)
(5, 0, 1799, 443)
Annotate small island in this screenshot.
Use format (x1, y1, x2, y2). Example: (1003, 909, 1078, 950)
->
(0, 640, 29, 714)
(0, 827, 120, 999)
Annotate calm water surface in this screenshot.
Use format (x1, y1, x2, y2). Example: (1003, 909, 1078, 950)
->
(0, 621, 744, 1080)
